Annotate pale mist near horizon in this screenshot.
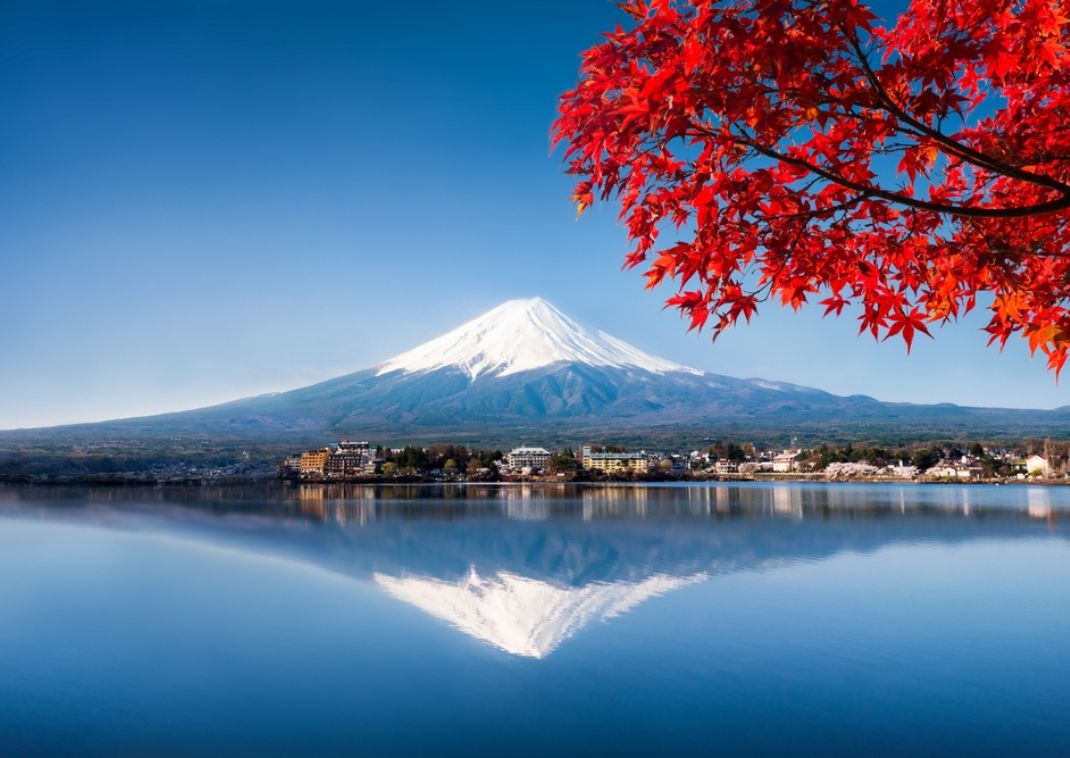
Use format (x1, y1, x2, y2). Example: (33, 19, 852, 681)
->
(2, 0, 1065, 430)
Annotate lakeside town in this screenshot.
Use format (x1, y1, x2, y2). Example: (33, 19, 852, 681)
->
(279, 439, 1070, 485)
(7, 437, 1068, 486)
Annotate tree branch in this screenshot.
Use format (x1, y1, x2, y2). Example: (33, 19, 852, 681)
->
(737, 132, 1070, 219)
(842, 27, 1070, 198)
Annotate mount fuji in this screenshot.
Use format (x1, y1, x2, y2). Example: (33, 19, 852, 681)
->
(376, 297, 703, 380)
(5, 297, 1070, 444)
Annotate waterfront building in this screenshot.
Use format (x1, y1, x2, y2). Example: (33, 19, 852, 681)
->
(581, 446, 651, 474)
(712, 459, 737, 475)
(1026, 454, 1052, 477)
(279, 455, 302, 478)
(772, 449, 804, 473)
(926, 458, 983, 479)
(299, 448, 332, 477)
(325, 452, 366, 478)
(325, 441, 378, 478)
(506, 446, 553, 471)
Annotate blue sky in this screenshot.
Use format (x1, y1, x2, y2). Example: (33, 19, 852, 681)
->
(1, 0, 1064, 429)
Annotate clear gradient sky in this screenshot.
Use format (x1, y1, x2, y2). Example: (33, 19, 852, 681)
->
(2, 0, 1065, 430)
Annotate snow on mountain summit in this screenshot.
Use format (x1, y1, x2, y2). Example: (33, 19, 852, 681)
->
(375, 297, 702, 380)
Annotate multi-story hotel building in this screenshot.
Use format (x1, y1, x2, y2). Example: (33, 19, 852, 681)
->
(506, 446, 553, 471)
(581, 446, 651, 473)
(299, 448, 332, 477)
(324, 441, 377, 478)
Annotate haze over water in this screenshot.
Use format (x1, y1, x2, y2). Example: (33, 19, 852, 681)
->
(1, 482, 1069, 755)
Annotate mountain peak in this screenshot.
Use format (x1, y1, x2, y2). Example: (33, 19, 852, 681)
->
(376, 298, 702, 380)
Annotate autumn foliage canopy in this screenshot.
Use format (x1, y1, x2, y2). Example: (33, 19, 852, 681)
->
(553, 0, 1070, 373)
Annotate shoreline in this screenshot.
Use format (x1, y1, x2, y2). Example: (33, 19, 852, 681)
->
(2, 475, 1068, 488)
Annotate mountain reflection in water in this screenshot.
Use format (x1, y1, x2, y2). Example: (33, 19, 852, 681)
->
(376, 569, 705, 658)
(4, 482, 1070, 756)
(2, 482, 1067, 660)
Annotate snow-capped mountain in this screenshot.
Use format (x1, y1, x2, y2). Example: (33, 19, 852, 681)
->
(8, 296, 1070, 441)
(155, 296, 865, 436)
(376, 298, 702, 380)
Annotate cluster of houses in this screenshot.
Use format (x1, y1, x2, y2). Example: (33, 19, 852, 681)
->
(280, 442, 684, 480)
(504, 446, 696, 475)
(762, 451, 1057, 480)
(923, 453, 1053, 480)
(281, 441, 1063, 482)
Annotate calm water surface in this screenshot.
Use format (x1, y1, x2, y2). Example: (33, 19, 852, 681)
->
(1, 482, 1069, 756)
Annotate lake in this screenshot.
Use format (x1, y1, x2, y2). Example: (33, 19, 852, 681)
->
(1, 482, 1068, 755)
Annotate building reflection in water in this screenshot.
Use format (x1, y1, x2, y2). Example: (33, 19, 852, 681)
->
(147, 481, 1070, 530)
(1028, 486, 1053, 520)
(772, 486, 804, 518)
(296, 485, 378, 526)
(582, 485, 648, 520)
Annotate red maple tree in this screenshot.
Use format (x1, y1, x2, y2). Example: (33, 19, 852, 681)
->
(553, 0, 1070, 373)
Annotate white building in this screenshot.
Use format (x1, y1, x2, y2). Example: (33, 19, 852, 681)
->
(926, 459, 982, 479)
(1026, 455, 1052, 477)
(507, 446, 553, 471)
(712, 459, 737, 475)
(772, 449, 804, 473)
